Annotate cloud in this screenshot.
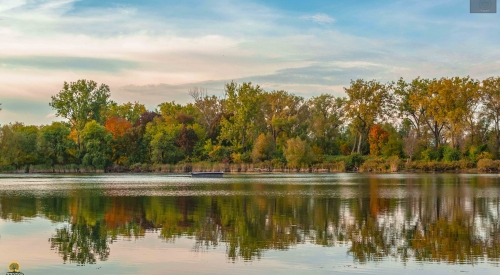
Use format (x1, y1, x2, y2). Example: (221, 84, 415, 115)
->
(0, 96, 65, 125)
(112, 61, 402, 105)
(302, 13, 335, 24)
(0, 0, 500, 125)
(0, 56, 138, 72)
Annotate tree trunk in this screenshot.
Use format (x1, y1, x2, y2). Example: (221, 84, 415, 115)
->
(357, 132, 363, 154)
(77, 130, 81, 152)
(351, 134, 357, 154)
(241, 126, 246, 151)
(433, 122, 441, 149)
(469, 122, 475, 146)
(495, 120, 500, 159)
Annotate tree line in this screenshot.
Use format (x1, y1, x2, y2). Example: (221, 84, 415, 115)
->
(1, 76, 500, 172)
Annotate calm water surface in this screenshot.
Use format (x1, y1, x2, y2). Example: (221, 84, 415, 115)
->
(0, 173, 500, 274)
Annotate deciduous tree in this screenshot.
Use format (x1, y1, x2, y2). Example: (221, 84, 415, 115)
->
(308, 94, 345, 155)
(427, 77, 479, 149)
(106, 101, 146, 123)
(38, 122, 75, 171)
(252, 133, 276, 163)
(50, 80, 110, 151)
(189, 87, 225, 135)
(368, 125, 388, 156)
(481, 77, 500, 158)
(345, 79, 391, 154)
(219, 82, 265, 152)
(81, 121, 112, 170)
(284, 137, 313, 169)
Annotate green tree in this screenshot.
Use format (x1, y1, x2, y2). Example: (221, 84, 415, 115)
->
(0, 124, 22, 168)
(81, 121, 112, 170)
(129, 111, 161, 164)
(145, 117, 183, 164)
(308, 94, 345, 154)
(394, 77, 429, 138)
(49, 80, 111, 151)
(261, 90, 306, 145)
(380, 124, 403, 158)
(284, 137, 313, 169)
(189, 87, 226, 135)
(106, 101, 146, 123)
(158, 101, 200, 122)
(38, 122, 75, 171)
(219, 82, 265, 152)
(0, 123, 38, 170)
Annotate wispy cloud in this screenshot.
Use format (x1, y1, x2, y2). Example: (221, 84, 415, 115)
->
(0, 0, 499, 125)
(0, 56, 138, 72)
(302, 13, 335, 24)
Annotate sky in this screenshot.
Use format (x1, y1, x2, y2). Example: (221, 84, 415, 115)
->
(0, 0, 499, 125)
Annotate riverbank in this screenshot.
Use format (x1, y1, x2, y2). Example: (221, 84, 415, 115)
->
(1, 158, 497, 174)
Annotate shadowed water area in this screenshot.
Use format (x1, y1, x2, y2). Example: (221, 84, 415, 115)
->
(0, 173, 499, 274)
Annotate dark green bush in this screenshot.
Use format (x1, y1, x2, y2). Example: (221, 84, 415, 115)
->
(443, 146, 461, 162)
(344, 154, 364, 170)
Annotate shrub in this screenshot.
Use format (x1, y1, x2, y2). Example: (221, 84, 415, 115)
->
(344, 154, 364, 171)
(241, 152, 252, 163)
(458, 159, 475, 169)
(129, 163, 151, 172)
(359, 158, 386, 172)
(339, 142, 351, 156)
(476, 151, 495, 161)
(477, 159, 498, 172)
(208, 145, 232, 162)
(359, 157, 402, 173)
(421, 148, 438, 161)
(230, 152, 243, 164)
(271, 157, 286, 169)
(406, 160, 466, 171)
(443, 146, 461, 162)
(387, 157, 402, 172)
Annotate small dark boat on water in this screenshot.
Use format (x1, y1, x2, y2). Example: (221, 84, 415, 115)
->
(190, 172, 224, 178)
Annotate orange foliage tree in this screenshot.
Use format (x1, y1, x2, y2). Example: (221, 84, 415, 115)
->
(105, 117, 133, 165)
(105, 117, 132, 139)
(368, 125, 388, 156)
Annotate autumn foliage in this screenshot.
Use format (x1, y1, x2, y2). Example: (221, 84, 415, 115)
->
(5, 76, 500, 172)
(105, 117, 132, 139)
(368, 125, 388, 156)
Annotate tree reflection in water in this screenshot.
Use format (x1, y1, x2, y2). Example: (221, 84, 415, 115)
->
(0, 175, 500, 265)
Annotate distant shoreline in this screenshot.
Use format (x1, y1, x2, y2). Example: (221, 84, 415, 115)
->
(0, 167, 486, 175)
(2, 158, 497, 175)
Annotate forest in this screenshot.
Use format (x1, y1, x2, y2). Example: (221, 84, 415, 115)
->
(1, 76, 500, 173)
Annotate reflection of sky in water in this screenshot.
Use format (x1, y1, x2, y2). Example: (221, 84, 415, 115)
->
(0, 219, 493, 275)
(1, 174, 500, 274)
(2, 218, 497, 275)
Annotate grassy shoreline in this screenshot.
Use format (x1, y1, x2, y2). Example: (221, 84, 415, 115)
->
(0, 159, 493, 174)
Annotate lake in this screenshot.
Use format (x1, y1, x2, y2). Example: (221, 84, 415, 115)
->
(0, 173, 499, 274)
